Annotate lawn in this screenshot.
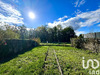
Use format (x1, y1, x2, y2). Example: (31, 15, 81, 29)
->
(44, 47, 60, 75)
(0, 45, 100, 75)
(0, 46, 48, 75)
(40, 43, 71, 46)
(52, 46, 100, 75)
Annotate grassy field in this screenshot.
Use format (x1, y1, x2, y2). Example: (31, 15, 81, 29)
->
(52, 46, 100, 75)
(0, 45, 100, 75)
(40, 43, 71, 46)
(0, 46, 48, 75)
(44, 47, 60, 75)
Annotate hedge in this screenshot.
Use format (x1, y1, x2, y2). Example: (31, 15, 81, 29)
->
(0, 39, 39, 60)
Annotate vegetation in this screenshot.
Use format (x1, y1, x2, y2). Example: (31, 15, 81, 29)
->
(33, 38, 41, 43)
(0, 40, 38, 60)
(0, 46, 48, 75)
(40, 43, 71, 46)
(70, 38, 84, 48)
(35, 25, 76, 43)
(0, 45, 100, 75)
(44, 47, 60, 75)
(0, 22, 76, 43)
(0, 21, 97, 75)
(61, 27, 75, 42)
(52, 46, 100, 75)
(78, 34, 84, 38)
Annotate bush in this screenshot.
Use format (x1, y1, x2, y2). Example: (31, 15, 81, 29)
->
(70, 38, 84, 48)
(33, 38, 41, 43)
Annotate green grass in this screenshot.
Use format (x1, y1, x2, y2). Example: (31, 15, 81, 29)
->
(0, 46, 48, 75)
(44, 47, 60, 75)
(52, 46, 100, 75)
(40, 43, 71, 46)
(0, 45, 100, 75)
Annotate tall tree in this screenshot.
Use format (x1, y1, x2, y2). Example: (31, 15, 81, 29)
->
(36, 26, 48, 42)
(62, 27, 75, 42)
(47, 28, 54, 42)
(18, 25, 26, 39)
(56, 25, 62, 42)
(4, 25, 20, 39)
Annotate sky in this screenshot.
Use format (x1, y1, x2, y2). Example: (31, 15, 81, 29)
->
(0, 0, 100, 35)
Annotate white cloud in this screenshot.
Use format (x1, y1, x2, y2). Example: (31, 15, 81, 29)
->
(0, 1, 23, 25)
(75, 30, 85, 36)
(74, 9, 82, 15)
(58, 16, 68, 21)
(98, 24, 100, 26)
(13, 0, 19, 3)
(74, 0, 79, 7)
(26, 28, 34, 31)
(78, 0, 85, 7)
(0, 22, 34, 31)
(74, 0, 85, 7)
(48, 8, 100, 30)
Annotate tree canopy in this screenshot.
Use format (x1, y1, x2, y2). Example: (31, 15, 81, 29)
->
(0, 23, 76, 43)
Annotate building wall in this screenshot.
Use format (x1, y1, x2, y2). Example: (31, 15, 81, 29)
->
(84, 32, 100, 39)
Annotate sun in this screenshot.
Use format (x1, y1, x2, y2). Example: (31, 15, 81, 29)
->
(28, 12, 35, 19)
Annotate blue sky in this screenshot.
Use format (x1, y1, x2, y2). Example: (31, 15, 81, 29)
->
(0, 0, 100, 35)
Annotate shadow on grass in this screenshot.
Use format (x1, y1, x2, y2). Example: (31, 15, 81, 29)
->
(0, 46, 36, 64)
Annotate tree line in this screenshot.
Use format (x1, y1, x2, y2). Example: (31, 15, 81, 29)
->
(0, 23, 76, 43)
(33, 25, 76, 43)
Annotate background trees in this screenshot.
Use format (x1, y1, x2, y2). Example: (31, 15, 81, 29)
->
(0, 28, 5, 41)
(61, 27, 75, 42)
(0, 23, 76, 43)
(33, 25, 75, 43)
(36, 26, 48, 42)
(0, 25, 20, 40)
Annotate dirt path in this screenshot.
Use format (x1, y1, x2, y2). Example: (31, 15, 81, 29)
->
(43, 47, 63, 75)
(54, 50, 63, 75)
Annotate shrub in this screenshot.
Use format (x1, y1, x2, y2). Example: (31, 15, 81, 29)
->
(33, 38, 41, 43)
(70, 38, 84, 48)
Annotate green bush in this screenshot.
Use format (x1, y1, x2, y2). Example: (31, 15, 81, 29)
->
(70, 38, 84, 48)
(33, 38, 41, 43)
